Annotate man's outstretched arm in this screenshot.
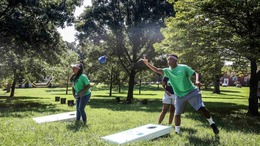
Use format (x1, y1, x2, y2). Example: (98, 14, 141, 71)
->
(141, 57, 163, 75)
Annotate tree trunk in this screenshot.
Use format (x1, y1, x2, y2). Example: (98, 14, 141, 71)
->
(213, 75, 220, 94)
(109, 66, 113, 96)
(66, 74, 70, 95)
(139, 77, 141, 95)
(247, 59, 259, 116)
(10, 78, 17, 97)
(157, 75, 160, 90)
(127, 69, 136, 103)
(118, 80, 121, 93)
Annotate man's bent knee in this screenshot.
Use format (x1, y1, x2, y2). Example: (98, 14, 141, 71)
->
(198, 107, 206, 111)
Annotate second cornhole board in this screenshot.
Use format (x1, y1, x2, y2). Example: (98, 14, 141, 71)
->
(101, 124, 172, 145)
(33, 111, 76, 124)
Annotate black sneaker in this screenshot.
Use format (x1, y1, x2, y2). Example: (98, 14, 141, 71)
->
(210, 123, 219, 134)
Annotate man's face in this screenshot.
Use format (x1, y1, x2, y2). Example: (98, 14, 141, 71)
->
(167, 57, 177, 66)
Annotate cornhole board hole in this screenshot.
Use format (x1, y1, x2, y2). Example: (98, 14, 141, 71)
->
(101, 124, 172, 145)
(33, 111, 76, 124)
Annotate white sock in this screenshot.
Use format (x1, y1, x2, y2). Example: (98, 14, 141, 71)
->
(175, 126, 180, 133)
(207, 117, 215, 125)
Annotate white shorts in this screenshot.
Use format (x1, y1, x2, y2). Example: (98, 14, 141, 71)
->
(162, 93, 175, 105)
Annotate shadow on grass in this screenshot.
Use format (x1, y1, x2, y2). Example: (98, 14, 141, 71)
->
(51, 93, 73, 96)
(89, 98, 260, 135)
(183, 102, 260, 134)
(151, 133, 172, 142)
(66, 122, 89, 132)
(187, 134, 220, 146)
(219, 89, 241, 93)
(45, 89, 72, 92)
(88, 97, 248, 114)
(88, 98, 163, 113)
(202, 96, 247, 100)
(0, 96, 64, 118)
(133, 93, 157, 96)
(182, 127, 198, 134)
(90, 95, 112, 98)
(179, 127, 220, 146)
(1, 92, 259, 136)
(216, 93, 246, 97)
(0, 96, 47, 100)
(92, 93, 157, 98)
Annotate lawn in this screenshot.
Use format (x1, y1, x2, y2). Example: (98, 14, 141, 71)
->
(0, 86, 259, 146)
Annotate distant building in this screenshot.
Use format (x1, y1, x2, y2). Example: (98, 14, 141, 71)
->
(220, 73, 249, 87)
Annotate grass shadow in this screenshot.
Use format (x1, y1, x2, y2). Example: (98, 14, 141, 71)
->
(151, 133, 172, 142)
(51, 93, 73, 96)
(88, 98, 162, 113)
(182, 127, 198, 135)
(91, 95, 116, 98)
(0, 96, 48, 100)
(66, 122, 89, 132)
(183, 102, 260, 134)
(187, 134, 220, 146)
(45, 89, 72, 92)
(202, 96, 247, 100)
(133, 93, 157, 96)
(0, 96, 65, 118)
(0, 96, 10, 99)
(219, 89, 241, 93)
(215, 93, 246, 98)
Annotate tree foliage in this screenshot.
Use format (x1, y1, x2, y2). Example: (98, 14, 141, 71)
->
(0, 0, 81, 53)
(0, 0, 82, 96)
(161, 0, 259, 115)
(76, 0, 175, 102)
(199, 0, 260, 115)
(157, 0, 224, 91)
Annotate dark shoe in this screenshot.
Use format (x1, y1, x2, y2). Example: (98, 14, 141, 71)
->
(210, 123, 219, 134)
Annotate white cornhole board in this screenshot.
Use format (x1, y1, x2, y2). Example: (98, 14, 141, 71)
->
(33, 111, 76, 124)
(101, 124, 172, 145)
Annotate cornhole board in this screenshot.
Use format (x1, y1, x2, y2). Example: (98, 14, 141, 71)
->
(101, 124, 172, 145)
(33, 111, 76, 124)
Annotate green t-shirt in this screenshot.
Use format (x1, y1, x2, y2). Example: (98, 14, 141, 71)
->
(163, 64, 196, 97)
(72, 74, 91, 96)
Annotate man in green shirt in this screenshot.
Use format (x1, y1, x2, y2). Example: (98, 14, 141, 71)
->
(141, 54, 219, 134)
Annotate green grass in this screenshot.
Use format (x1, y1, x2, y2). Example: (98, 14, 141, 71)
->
(0, 86, 259, 146)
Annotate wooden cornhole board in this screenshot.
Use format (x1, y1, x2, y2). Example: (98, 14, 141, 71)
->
(33, 111, 76, 124)
(101, 124, 172, 145)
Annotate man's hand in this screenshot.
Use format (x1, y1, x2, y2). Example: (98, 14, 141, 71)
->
(78, 92, 84, 97)
(195, 81, 203, 87)
(141, 56, 149, 65)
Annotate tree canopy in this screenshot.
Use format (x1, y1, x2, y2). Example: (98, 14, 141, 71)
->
(76, 0, 175, 102)
(0, 0, 82, 96)
(161, 0, 259, 115)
